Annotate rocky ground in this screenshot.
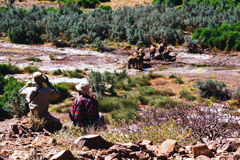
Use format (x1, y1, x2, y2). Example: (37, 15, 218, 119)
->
(0, 41, 240, 159)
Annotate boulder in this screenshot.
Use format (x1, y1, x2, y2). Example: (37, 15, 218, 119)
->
(33, 135, 56, 146)
(122, 142, 140, 151)
(192, 143, 214, 158)
(74, 135, 113, 150)
(158, 139, 177, 157)
(50, 150, 75, 160)
(219, 140, 239, 152)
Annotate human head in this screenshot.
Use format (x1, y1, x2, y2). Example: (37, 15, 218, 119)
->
(32, 72, 45, 85)
(76, 81, 92, 95)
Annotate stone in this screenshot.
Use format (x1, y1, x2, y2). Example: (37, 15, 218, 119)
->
(10, 150, 31, 160)
(104, 153, 120, 160)
(74, 135, 114, 150)
(158, 139, 177, 157)
(236, 147, 240, 155)
(196, 155, 211, 160)
(33, 135, 56, 146)
(139, 139, 153, 146)
(192, 143, 214, 158)
(220, 141, 239, 152)
(122, 142, 140, 151)
(215, 156, 228, 160)
(50, 150, 75, 160)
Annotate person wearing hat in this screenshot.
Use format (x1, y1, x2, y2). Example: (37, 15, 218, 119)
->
(19, 71, 62, 130)
(70, 81, 105, 129)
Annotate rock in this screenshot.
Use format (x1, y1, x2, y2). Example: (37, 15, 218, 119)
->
(122, 142, 140, 151)
(50, 150, 75, 160)
(196, 155, 211, 160)
(104, 153, 121, 160)
(158, 139, 177, 157)
(219, 141, 239, 152)
(139, 139, 152, 146)
(215, 155, 228, 160)
(192, 143, 214, 158)
(10, 150, 31, 160)
(74, 135, 114, 150)
(33, 135, 56, 146)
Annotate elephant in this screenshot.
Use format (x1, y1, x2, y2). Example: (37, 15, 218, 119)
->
(163, 49, 170, 61)
(149, 45, 156, 59)
(127, 51, 145, 69)
(127, 55, 139, 69)
(158, 43, 165, 56)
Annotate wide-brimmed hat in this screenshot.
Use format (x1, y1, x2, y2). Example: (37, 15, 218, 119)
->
(32, 71, 44, 85)
(76, 82, 91, 94)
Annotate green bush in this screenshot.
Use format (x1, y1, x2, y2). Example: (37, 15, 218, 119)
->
(99, 96, 138, 113)
(138, 96, 152, 105)
(99, 5, 112, 10)
(0, 63, 22, 75)
(192, 22, 240, 51)
(1, 76, 27, 118)
(0, 74, 5, 94)
(195, 79, 231, 100)
(150, 96, 175, 109)
(63, 69, 85, 78)
(46, 7, 59, 12)
(180, 89, 196, 101)
(111, 107, 137, 121)
(24, 65, 39, 73)
(77, 0, 100, 8)
(136, 86, 175, 96)
(24, 57, 42, 62)
(50, 83, 71, 104)
(175, 77, 184, 84)
(52, 69, 63, 75)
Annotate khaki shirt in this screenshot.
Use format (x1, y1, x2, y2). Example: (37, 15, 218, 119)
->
(20, 83, 60, 120)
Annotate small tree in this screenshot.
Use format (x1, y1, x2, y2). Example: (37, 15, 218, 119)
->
(195, 79, 231, 101)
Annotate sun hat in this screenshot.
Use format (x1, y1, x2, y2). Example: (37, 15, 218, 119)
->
(32, 71, 45, 85)
(76, 81, 92, 95)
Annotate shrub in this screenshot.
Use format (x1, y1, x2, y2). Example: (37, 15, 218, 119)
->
(77, 0, 100, 8)
(99, 96, 138, 113)
(0, 73, 5, 94)
(50, 83, 71, 104)
(150, 96, 175, 109)
(1, 76, 27, 118)
(28, 112, 46, 132)
(0, 63, 22, 75)
(88, 70, 117, 98)
(195, 79, 231, 101)
(23, 65, 39, 73)
(52, 69, 63, 75)
(192, 22, 240, 51)
(99, 5, 112, 11)
(110, 108, 137, 122)
(24, 57, 42, 62)
(145, 72, 164, 79)
(101, 115, 195, 145)
(63, 69, 85, 78)
(175, 77, 184, 84)
(138, 96, 152, 105)
(169, 74, 177, 78)
(180, 89, 196, 101)
(166, 105, 240, 141)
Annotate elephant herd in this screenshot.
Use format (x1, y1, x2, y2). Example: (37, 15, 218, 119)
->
(127, 42, 171, 70)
